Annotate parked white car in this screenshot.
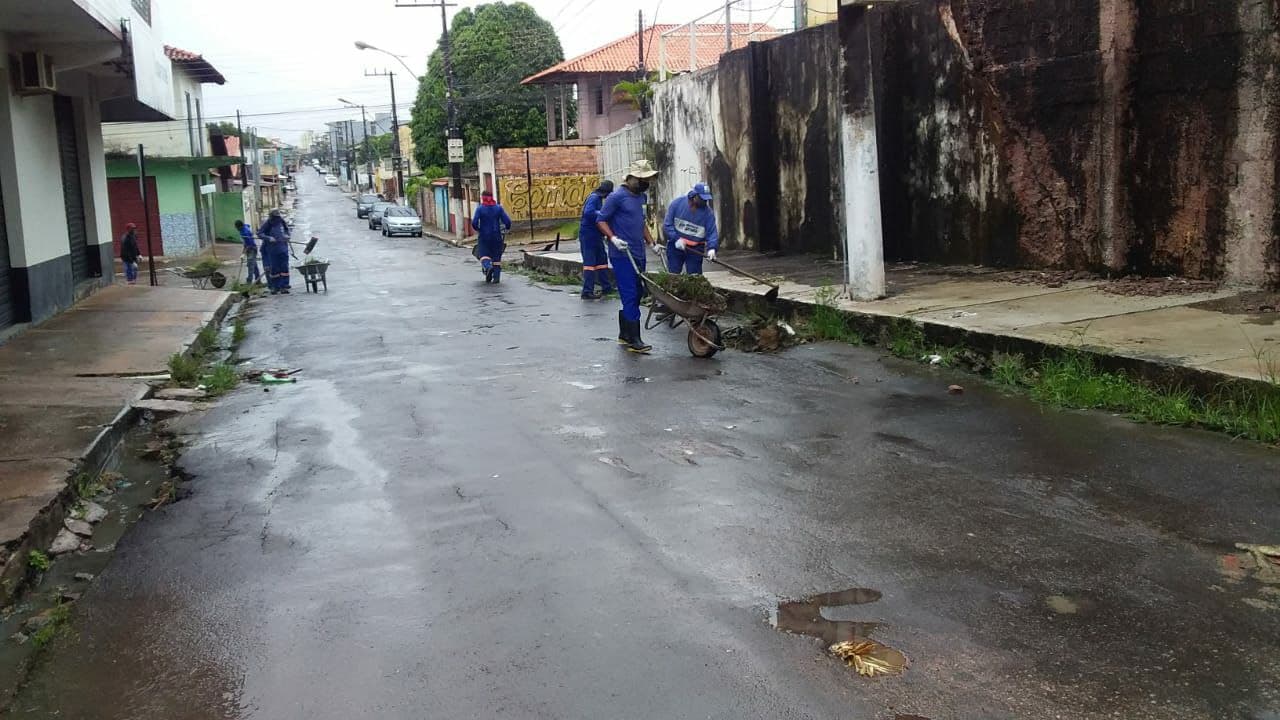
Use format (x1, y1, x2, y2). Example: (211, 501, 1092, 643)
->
(324, 174, 339, 186)
(381, 207, 422, 237)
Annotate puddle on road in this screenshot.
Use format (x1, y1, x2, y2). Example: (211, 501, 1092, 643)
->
(773, 588, 909, 678)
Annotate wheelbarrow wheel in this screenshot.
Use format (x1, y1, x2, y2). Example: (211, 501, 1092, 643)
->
(209, 271, 227, 289)
(688, 318, 721, 358)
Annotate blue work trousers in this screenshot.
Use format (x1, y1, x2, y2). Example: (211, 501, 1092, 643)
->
(608, 246, 646, 322)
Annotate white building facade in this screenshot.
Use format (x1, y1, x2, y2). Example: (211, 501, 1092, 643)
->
(0, 0, 174, 330)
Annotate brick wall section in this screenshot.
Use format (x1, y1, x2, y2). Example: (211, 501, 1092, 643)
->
(494, 145, 598, 177)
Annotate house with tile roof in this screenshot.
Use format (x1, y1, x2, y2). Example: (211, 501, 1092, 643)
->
(522, 24, 778, 143)
(101, 45, 229, 257)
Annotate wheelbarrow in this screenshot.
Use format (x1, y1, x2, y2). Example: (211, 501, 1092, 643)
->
(166, 266, 227, 289)
(622, 247, 724, 358)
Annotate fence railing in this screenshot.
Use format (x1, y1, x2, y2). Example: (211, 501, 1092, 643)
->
(656, 1, 788, 80)
(597, 120, 653, 185)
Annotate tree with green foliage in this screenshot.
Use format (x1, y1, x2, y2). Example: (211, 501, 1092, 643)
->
(356, 133, 395, 164)
(410, 2, 564, 169)
(207, 121, 242, 138)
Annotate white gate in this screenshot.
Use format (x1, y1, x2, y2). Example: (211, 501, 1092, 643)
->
(597, 119, 652, 185)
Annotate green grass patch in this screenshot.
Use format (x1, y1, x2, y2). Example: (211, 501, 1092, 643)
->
(202, 363, 240, 397)
(27, 550, 50, 572)
(984, 350, 1280, 444)
(801, 286, 863, 344)
(30, 603, 72, 649)
(515, 266, 581, 286)
(195, 326, 217, 353)
(232, 317, 247, 345)
(71, 472, 103, 499)
(168, 353, 201, 385)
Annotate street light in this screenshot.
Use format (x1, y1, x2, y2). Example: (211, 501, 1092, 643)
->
(354, 41, 420, 80)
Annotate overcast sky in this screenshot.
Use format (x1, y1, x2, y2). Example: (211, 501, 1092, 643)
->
(162, 0, 794, 144)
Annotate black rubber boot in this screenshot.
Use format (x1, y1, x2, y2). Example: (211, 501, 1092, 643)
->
(617, 311, 629, 345)
(624, 319, 652, 354)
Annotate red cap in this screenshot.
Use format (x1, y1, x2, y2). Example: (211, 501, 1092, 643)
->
(126, 222, 137, 229)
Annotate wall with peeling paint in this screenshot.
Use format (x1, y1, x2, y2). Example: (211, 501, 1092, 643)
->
(651, 24, 844, 254)
(857, 0, 1279, 287)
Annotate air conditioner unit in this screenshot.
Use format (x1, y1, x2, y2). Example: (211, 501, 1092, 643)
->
(12, 52, 57, 95)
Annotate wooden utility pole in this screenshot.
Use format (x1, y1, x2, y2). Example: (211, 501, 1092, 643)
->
(366, 70, 405, 199)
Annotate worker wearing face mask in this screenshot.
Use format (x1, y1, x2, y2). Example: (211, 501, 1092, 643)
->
(663, 182, 719, 274)
(597, 161, 661, 354)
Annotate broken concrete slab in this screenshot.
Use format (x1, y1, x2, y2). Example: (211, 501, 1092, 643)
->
(79, 501, 108, 524)
(63, 518, 93, 538)
(132, 399, 202, 415)
(48, 529, 80, 556)
(153, 387, 208, 401)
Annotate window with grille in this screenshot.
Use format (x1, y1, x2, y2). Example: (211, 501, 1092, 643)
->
(132, 0, 151, 24)
(593, 85, 605, 116)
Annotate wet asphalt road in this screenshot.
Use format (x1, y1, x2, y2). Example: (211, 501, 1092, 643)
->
(10, 173, 1280, 720)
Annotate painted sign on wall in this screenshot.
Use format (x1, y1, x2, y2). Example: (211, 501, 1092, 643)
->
(499, 174, 599, 222)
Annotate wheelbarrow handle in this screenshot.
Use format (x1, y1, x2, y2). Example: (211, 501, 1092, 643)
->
(685, 248, 780, 301)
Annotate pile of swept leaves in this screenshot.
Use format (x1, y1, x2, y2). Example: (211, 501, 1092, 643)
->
(722, 316, 801, 353)
(648, 272, 728, 312)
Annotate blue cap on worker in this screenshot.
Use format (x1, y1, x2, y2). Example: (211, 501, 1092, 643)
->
(689, 182, 713, 201)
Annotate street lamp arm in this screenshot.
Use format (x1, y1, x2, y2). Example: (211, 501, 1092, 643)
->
(354, 41, 420, 80)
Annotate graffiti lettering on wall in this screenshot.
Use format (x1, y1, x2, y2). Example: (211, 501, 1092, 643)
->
(499, 175, 599, 222)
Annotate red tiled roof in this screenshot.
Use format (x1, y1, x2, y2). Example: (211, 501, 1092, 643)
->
(163, 45, 226, 85)
(522, 24, 781, 84)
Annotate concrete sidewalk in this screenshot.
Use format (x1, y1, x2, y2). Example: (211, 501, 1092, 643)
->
(0, 284, 232, 595)
(523, 243, 1280, 386)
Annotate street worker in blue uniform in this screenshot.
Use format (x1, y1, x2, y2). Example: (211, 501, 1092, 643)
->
(598, 160, 660, 354)
(472, 190, 512, 283)
(663, 182, 719, 274)
(235, 219, 261, 285)
(578, 180, 614, 299)
(257, 209, 291, 295)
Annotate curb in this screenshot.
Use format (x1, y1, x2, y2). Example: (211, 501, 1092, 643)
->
(0, 291, 238, 607)
(520, 251, 1271, 397)
(522, 251, 612, 283)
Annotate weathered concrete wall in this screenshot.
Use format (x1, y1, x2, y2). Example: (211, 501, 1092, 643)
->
(651, 24, 844, 254)
(859, 0, 1280, 286)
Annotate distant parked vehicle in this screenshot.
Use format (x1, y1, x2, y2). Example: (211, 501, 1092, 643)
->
(381, 207, 422, 237)
(367, 201, 395, 229)
(355, 194, 380, 218)
(324, 174, 339, 186)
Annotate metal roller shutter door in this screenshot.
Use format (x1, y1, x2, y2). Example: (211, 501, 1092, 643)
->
(54, 96, 91, 284)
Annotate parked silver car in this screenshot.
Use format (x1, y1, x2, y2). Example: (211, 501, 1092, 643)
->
(381, 207, 422, 237)
(367, 201, 395, 229)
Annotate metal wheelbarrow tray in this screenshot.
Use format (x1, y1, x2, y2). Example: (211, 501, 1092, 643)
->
(638, 274, 725, 358)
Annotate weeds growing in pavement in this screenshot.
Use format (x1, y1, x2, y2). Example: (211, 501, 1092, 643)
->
(27, 550, 50, 572)
(168, 353, 201, 385)
(232, 317, 247, 345)
(71, 472, 103, 499)
(514, 267, 581, 286)
(803, 286, 864, 344)
(202, 363, 240, 397)
(195, 326, 217, 353)
(30, 603, 71, 648)
(991, 353, 1028, 387)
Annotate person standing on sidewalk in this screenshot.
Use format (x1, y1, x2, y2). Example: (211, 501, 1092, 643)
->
(598, 161, 660, 354)
(662, 182, 718, 275)
(578, 180, 614, 299)
(258, 209, 292, 295)
(472, 190, 512, 284)
(119, 223, 141, 285)
(235, 219, 262, 285)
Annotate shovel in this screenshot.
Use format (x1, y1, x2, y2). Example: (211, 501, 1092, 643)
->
(686, 248, 779, 301)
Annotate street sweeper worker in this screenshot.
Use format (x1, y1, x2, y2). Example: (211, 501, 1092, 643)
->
(258, 209, 291, 295)
(663, 182, 719, 275)
(472, 190, 512, 283)
(578, 180, 614, 299)
(598, 160, 660, 354)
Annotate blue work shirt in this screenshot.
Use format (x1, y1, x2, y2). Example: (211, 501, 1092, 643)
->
(579, 192, 606, 245)
(663, 196, 718, 251)
(238, 224, 256, 252)
(472, 203, 512, 243)
(598, 187, 648, 255)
